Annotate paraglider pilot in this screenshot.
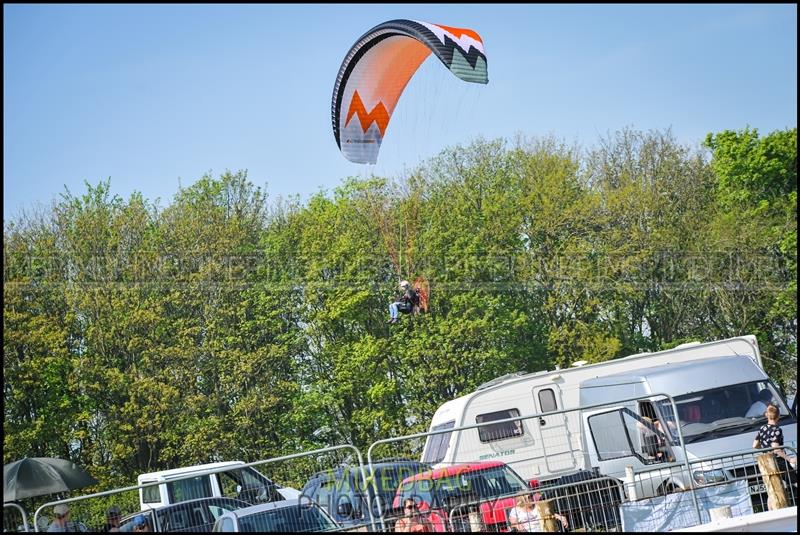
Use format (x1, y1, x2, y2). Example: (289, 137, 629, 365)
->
(388, 280, 418, 324)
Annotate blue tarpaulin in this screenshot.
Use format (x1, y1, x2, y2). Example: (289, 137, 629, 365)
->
(620, 480, 754, 532)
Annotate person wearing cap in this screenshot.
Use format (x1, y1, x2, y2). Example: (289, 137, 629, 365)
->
(131, 515, 151, 532)
(388, 280, 418, 324)
(104, 505, 122, 532)
(47, 504, 72, 532)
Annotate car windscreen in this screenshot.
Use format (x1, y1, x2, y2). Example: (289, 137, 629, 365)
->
(157, 499, 248, 532)
(237, 506, 336, 532)
(374, 464, 430, 494)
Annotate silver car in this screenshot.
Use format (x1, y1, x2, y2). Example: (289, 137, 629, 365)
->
(211, 500, 339, 532)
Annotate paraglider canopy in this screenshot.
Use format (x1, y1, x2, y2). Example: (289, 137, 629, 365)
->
(332, 19, 488, 164)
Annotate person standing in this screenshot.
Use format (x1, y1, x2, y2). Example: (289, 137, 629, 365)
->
(104, 505, 122, 532)
(131, 515, 151, 532)
(752, 404, 797, 510)
(47, 503, 76, 533)
(746, 389, 774, 418)
(509, 492, 568, 532)
(394, 499, 432, 532)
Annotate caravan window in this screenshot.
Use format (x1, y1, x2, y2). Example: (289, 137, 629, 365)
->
(422, 421, 455, 464)
(537, 389, 558, 412)
(476, 409, 524, 443)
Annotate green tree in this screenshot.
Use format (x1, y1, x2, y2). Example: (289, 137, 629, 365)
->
(703, 128, 797, 389)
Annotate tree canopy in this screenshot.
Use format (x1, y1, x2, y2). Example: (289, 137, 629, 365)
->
(4, 127, 796, 498)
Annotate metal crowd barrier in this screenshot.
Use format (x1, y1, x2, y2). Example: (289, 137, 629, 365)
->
(366, 392, 695, 529)
(445, 476, 625, 532)
(13, 392, 797, 532)
(3, 502, 29, 533)
(32, 444, 365, 532)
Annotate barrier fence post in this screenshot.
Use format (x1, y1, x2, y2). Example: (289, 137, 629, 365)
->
(624, 465, 637, 501)
(709, 505, 732, 521)
(4, 503, 29, 533)
(756, 453, 788, 510)
(535, 499, 558, 532)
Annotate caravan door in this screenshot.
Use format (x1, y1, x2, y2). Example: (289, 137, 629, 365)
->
(532, 385, 577, 472)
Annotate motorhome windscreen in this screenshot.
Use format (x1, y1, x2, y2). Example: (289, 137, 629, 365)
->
(654, 380, 793, 444)
(397, 466, 527, 507)
(422, 421, 455, 464)
(237, 506, 335, 532)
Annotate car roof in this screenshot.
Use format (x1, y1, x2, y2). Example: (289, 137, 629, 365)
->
(213, 499, 339, 531)
(399, 461, 508, 484)
(303, 461, 430, 485)
(138, 461, 245, 479)
(121, 497, 250, 523)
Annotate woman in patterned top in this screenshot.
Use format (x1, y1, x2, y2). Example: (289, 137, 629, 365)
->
(752, 404, 796, 510)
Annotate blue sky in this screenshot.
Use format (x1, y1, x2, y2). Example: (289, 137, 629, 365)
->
(4, 4, 797, 218)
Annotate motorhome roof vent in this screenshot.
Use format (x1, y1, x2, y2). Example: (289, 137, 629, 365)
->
(477, 372, 527, 390)
(571, 360, 588, 367)
(675, 341, 702, 349)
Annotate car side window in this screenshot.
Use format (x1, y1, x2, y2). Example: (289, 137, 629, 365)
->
(208, 505, 231, 520)
(313, 480, 337, 513)
(141, 482, 161, 504)
(216, 517, 235, 532)
(167, 476, 212, 502)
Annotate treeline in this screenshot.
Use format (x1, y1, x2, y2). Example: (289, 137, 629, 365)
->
(3, 127, 797, 490)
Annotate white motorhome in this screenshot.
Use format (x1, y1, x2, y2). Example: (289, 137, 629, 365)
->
(421, 335, 797, 501)
(137, 461, 300, 511)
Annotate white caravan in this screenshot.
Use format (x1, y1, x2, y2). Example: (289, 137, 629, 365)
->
(421, 335, 797, 500)
(138, 461, 300, 511)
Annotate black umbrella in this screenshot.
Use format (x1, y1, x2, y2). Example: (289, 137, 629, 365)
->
(3, 457, 97, 501)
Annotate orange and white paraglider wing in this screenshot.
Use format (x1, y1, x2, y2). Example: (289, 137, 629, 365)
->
(332, 19, 488, 164)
